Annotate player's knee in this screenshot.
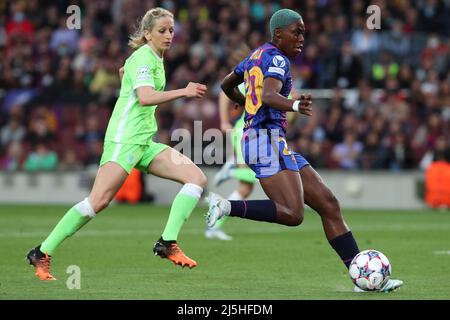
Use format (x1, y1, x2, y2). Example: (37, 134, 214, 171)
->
(285, 215, 303, 227)
(286, 205, 304, 226)
(294, 206, 305, 226)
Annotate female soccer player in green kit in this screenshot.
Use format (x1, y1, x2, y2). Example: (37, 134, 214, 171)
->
(27, 7, 207, 280)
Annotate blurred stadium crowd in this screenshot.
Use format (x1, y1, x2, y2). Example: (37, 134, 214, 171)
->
(0, 0, 449, 172)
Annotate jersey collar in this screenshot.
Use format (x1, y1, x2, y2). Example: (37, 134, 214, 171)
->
(266, 42, 288, 60)
(146, 44, 164, 62)
(267, 42, 281, 53)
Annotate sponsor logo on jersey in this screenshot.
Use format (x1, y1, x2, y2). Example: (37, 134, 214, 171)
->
(268, 67, 285, 76)
(138, 66, 149, 74)
(137, 66, 151, 82)
(272, 55, 286, 68)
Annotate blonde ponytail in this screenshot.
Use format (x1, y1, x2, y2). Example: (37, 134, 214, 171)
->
(128, 7, 174, 49)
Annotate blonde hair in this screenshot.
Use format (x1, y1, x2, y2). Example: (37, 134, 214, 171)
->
(128, 7, 174, 49)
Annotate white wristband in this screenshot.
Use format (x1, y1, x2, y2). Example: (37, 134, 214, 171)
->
(292, 100, 300, 112)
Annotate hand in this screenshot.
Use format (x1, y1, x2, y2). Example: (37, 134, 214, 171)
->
(299, 93, 312, 116)
(184, 82, 207, 98)
(220, 122, 233, 133)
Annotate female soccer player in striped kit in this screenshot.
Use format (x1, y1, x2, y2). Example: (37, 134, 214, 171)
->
(206, 8, 403, 293)
(27, 7, 207, 280)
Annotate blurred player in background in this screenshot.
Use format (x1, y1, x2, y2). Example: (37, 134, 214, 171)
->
(207, 84, 257, 241)
(27, 7, 207, 280)
(206, 44, 256, 241)
(206, 8, 403, 292)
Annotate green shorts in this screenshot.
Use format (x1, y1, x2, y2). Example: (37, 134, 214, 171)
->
(100, 141, 168, 174)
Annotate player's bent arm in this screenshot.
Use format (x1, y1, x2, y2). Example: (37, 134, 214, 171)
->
(136, 82, 207, 106)
(262, 77, 312, 116)
(221, 72, 245, 106)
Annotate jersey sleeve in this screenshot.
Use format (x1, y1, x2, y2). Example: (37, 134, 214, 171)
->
(262, 53, 290, 82)
(233, 59, 246, 80)
(127, 50, 156, 90)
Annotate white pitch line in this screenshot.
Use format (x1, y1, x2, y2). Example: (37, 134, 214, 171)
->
(1, 224, 449, 238)
(433, 251, 450, 255)
(0, 227, 297, 238)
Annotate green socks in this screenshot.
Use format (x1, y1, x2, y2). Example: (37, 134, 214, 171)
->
(230, 168, 257, 184)
(40, 183, 204, 254)
(214, 216, 227, 228)
(40, 198, 95, 255)
(161, 183, 203, 241)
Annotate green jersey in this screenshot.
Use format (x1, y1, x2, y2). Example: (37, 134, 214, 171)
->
(105, 44, 166, 145)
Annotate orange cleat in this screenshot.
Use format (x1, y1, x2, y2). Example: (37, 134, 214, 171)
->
(153, 238, 197, 269)
(26, 246, 56, 281)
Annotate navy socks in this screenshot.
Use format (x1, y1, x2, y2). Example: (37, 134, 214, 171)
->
(229, 200, 359, 269)
(329, 231, 360, 268)
(229, 200, 277, 223)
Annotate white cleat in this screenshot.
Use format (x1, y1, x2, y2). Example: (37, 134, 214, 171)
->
(213, 157, 235, 187)
(205, 227, 233, 241)
(354, 279, 404, 293)
(205, 192, 231, 228)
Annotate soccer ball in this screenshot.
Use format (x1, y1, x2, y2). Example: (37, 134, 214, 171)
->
(349, 249, 391, 291)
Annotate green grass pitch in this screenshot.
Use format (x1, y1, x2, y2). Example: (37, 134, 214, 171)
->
(0, 204, 449, 300)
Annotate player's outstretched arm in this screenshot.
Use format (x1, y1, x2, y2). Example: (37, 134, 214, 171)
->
(262, 77, 312, 115)
(221, 72, 245, 106)
(136, 82, 207, 106)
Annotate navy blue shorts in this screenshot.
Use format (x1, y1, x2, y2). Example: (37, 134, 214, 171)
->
(241, 129, 309, 179)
